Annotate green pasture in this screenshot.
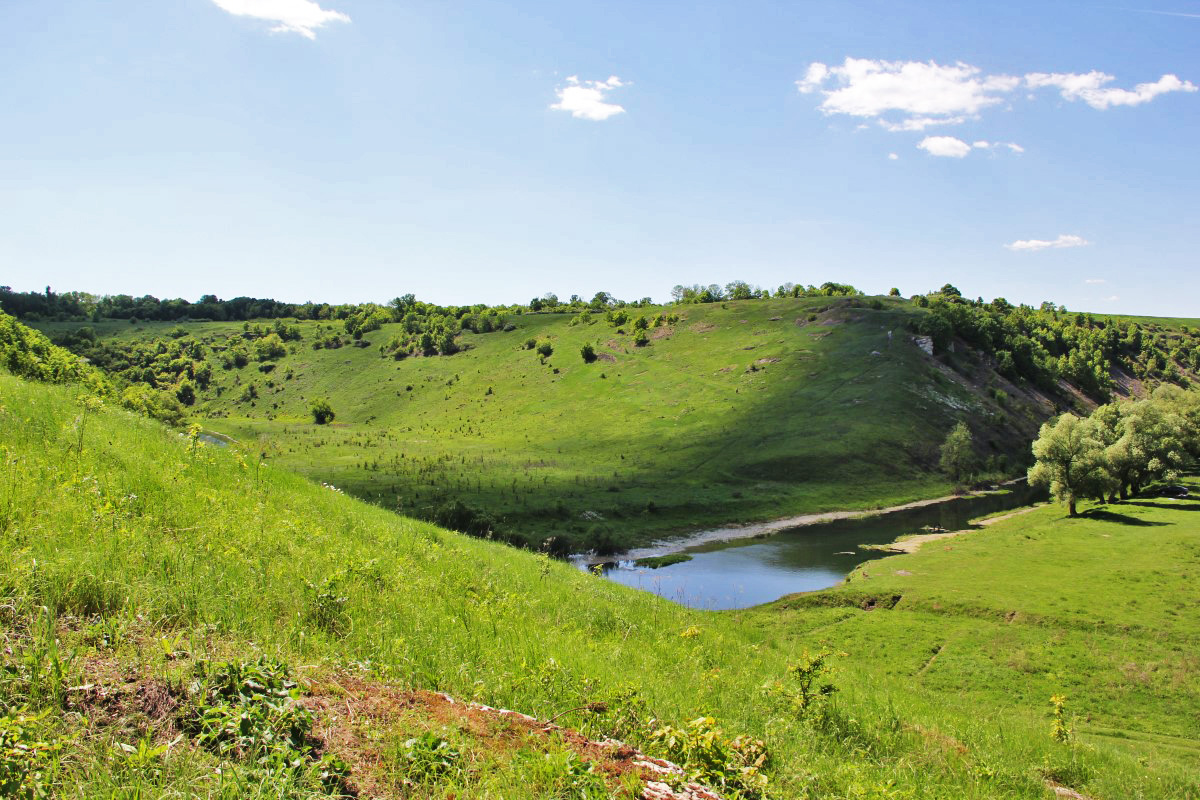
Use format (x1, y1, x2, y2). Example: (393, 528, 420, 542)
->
(0, 373, 1197, 797)
(38, 296, 1038, 549)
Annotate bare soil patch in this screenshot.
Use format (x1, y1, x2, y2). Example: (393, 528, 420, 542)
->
(650, 326, 674, 340)
(304, 676, 728, 800)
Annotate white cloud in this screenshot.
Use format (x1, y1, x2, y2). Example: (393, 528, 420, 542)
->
(968, 139, 1025, 154)
(796, 62, 829, 93)
(1025, 70, 1197, 109)
(1005, 234, 1090, 251)
(210, 0, 349, 39)
(1084, 278, 1106, 284)
(1104, 295, 1120, 302)
(551, 76, 627, 121)
(797, 58, 1019, 130)
(798, 57, 1197, 155)
(918, 136, 972, 158)
(887, 152, 899, 160)
(879, 115, 967, 132)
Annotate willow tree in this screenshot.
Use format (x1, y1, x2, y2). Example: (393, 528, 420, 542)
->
(1028, 413, 1108, 516)
(939, 422, 976, 485)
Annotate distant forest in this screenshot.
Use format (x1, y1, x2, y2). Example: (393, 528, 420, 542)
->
(4, 281, 1198, 405)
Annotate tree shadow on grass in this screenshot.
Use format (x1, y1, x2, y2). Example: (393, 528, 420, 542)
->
(1079, 508, 1169, 527)
(1120, 500, 1200, 512)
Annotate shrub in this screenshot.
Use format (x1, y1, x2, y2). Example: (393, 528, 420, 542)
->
(254, 332, 287, 361)
(523, 337, 538, 350)
(580, 343, 596, 363)
(584, 525, 622, 555)
(310, 398, 335, 424)
(606, 310, 630, 327)
(536, 341, 554, 358)
(633, 330, 649, 347)
(175, 379, 196, 406)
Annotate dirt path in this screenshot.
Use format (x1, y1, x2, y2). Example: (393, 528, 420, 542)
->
(874, 504, 1045, 554)
(594, 483, 1030, 564)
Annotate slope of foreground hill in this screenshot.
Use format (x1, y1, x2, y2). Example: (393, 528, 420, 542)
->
(39, 293, 1200, 551)
(0, 351, 1197, 797)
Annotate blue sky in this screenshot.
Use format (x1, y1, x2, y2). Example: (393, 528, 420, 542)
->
(2, 1, 1198, 314)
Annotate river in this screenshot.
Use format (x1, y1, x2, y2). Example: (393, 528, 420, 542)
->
(575, 482, 1046, 610)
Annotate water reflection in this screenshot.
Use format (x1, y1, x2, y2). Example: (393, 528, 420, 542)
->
(583, 483, 1045, 610)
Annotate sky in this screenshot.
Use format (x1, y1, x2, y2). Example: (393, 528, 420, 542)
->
(1, 1, 1198, 315)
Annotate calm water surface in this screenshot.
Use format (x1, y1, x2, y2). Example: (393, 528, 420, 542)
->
(580, 483, 1045, 610)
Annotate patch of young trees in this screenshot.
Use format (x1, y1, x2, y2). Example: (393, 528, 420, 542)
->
(912, 285, 1199, 401)
(1028, 387, 1200, 515)
(378, 299, 509, 360)
(0, 311, 185, 425)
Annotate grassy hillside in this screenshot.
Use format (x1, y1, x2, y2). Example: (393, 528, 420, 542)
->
(1, 369, 1198, 797)
(760, 497, 1200, 799)
(37, 295, 1083, 550)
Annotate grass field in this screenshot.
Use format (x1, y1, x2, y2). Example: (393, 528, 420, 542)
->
(757, 494, 1200, 798)
(36, 296, 1055, 550)
(1, 370, 1197, 798)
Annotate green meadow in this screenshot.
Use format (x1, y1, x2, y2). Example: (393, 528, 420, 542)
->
(37, 295, 1050, 550)
(0, 369, 1197, 798)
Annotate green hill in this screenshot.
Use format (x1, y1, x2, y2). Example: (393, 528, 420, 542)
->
(36, 293, 1172, 551)
(0, 326, 1197, 798)
(34, 292, 1200, 551)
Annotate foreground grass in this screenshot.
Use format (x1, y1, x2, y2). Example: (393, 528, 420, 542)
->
(37, 296, 1047, 550)
(1, 372, 1196, 797)
(757, 493, 1200, 799)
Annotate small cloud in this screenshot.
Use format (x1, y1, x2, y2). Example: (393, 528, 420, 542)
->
(210, 0, 349, 39)
(1025, 70, 1197, 109)
(1005, 234, 1090, 251)
(1103, 295, 1120, 303)
(888, 152, 899, 160)
(797, 58, 1019, 131)
(879, 115, 967, 132)
(551, 75, 627, 121)
(970, 140, 1024, 155)
(918, 135, 972, 158)
(1084, 278, 1106, 284)
(796, 62, 830, 94)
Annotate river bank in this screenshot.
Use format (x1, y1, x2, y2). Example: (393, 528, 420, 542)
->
(579, 480, 1030, 566)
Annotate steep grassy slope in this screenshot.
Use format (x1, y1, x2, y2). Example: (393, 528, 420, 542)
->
(37, 296, 1073, 549)
(1, 369, 1198, 797)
